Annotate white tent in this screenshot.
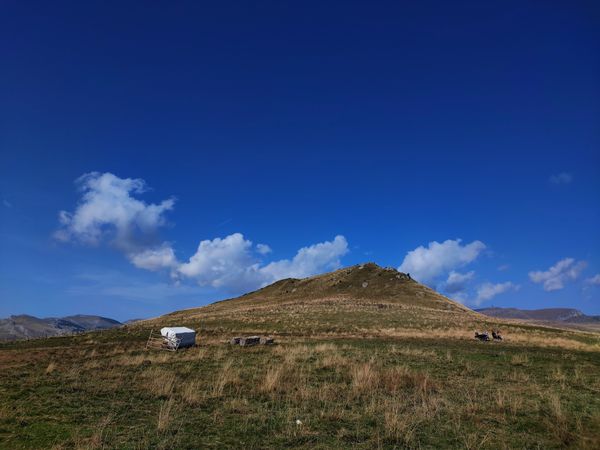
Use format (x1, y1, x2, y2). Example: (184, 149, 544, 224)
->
(160, 327, 196, 348)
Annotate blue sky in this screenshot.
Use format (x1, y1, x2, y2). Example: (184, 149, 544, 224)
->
(1, 1, 599, 321)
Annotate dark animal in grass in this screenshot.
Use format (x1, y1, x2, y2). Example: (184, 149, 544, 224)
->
(492, 330, 503, 340)
(239, 336, 260, 347)
(475, 331, 490, 341)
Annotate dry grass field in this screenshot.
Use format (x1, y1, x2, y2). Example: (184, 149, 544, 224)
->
(1, 264, 599, 449)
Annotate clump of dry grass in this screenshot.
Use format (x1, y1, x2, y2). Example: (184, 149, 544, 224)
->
(508, 368, 530, 383)
(511, 353, 529, 366)
(45, 362, 56, 374)
(261, 365, 283, 393)
(157, 397, 176, 432)
(282, 345, 312, 364)
(383, 401, 417, 445)
(0, 405, 10, 420)
(380, 365, 410, 393)
(181, 380, 204, 405)
(351, 361, 379, 395)
(88, 414, 113, 449)
(83, 359, 103, 370)
(314, 343, 337, 353)
(145, 369, 176, 398)
(462, 431, 492, 450)
(211, 359, 238, 397)
(543, 392, 578, 446)
(390, 345, 437, 359)
(550, 366, 567, 385)
(319, 353, 348, 369)
(226, 397, 250, 414)
(547, 393, 565, 423)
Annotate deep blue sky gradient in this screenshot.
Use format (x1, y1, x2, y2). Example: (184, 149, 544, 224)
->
(1, 1, 599, 320)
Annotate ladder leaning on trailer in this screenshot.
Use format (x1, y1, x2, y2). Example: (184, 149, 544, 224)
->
(145, 329, 181, 351)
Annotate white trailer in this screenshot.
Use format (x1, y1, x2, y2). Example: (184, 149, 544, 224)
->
(146, 327, 197, 351)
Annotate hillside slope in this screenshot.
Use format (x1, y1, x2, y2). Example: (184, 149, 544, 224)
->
(184, 262, 469, 311)
(1, 264, 599, 449)
(145, 263, 501, 339)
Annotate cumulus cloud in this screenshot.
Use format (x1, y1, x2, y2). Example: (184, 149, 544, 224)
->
(549, 172, 573, 185)
(177, 234, 348, 293)
(398, 239, 486, 283)
(584, 274, 600, 286)
(256, 243, 272, 255)
(450, 292, 469, 304)
(259, 235, 348, 282)
(56, 173, 350, 295)
(445, 271, 475, 294)
(177, 233, 258, 290)
(475, 282, 519, 304)
(529, 258, 587, 291)
(54, 172, 174, 250)
(129, 245, 178, 271)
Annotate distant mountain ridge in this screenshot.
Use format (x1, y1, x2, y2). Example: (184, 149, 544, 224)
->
(476, 307, 600, 327)
(0, 314, 122, 341)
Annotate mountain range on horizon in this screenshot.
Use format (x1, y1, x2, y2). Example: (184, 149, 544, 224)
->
(0, 314, 122, 341)
(3, 264, 599, 341)
(476, 306, 600, 328)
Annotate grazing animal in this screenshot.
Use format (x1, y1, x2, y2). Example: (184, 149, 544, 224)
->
(475, 331, 490, 341)
(492, 330, 503, 341)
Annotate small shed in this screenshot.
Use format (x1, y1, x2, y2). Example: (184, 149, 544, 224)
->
(160, 327, 196, 348)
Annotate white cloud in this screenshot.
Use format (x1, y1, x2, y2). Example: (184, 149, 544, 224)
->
(256, 243, 272, 255)
(398, 239, 486, 283)
(56, 173, 350, 295)
(177, 234, 348, 293)
(177, 233, 259, 291)
(129, 245, 178, 271)
(445, 270, 474, 294)
(450, 292, 469, 304)
(497, 264, 510, 271)
(584, 274, 600, 286)
(54, 172, 174, 250)
(475, 282, 519, 304)
(259, 235, 349, 282)
(549, 172, 573, 185)
(529, 258, 587, 291)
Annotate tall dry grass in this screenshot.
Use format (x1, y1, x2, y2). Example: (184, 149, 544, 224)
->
(261, 365, 283, 394)
(157, 397, 176, 432)
(351, 361, 379, 395)
(87, 414, 113, 449)
(511, 353, 529, 366)
(45, 362, 56, 374)
(211, 359, 238, 397)
(145, 369, 176, 398)
(181, 380, 204, 405)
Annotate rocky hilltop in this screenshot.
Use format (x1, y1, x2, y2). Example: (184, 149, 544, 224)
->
(145, 263, 480, 336)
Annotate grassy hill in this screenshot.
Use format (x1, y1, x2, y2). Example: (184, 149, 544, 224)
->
(1, 264, 599, 449)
